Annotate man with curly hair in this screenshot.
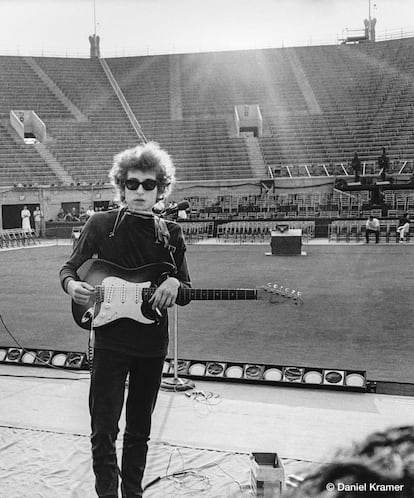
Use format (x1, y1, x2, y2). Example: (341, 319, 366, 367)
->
(60, 142, 191, 497)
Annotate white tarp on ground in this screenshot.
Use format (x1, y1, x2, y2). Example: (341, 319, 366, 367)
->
(0, 426, 257, 498)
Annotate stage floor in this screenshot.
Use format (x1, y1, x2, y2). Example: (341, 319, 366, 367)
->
(0, 425, 256, 498)
(0, 363, 413, 496)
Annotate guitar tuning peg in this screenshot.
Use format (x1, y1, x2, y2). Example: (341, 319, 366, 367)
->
(257, 283, 303, 306)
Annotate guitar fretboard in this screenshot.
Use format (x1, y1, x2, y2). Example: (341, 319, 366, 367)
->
(179, 288, 257, 301)
(95, 286, 258, 301)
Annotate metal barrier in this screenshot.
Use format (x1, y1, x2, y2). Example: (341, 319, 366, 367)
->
(0, 228, 39, 248)
(178, 222, 215, 243)
(216, 220, 315, 243)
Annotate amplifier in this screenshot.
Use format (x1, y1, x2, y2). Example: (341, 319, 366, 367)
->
(270, 228, 302, 256)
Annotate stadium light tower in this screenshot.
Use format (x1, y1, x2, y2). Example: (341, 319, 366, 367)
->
(93, 0, 97, 37)
(368, 0, 372, 39)
(367, 0, 377, 42)
(89, 0, 100, 58)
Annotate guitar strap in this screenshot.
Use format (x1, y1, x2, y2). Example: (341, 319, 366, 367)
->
(153, 215, 178, 274)
(108, 206, 128, 238)
(109, 207, 178, 273)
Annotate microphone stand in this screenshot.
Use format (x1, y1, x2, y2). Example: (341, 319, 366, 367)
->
(159, 207, 194, 392)
(160, 305, 195, 391)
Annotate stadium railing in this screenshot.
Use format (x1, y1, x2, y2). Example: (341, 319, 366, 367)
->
(0, 228, 39, 248)
(216, 220, 315, 243)
(177, 221, 215, 243)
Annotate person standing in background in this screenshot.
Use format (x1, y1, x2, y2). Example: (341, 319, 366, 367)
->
(21, 205, 31, 233)
(351, 152, 361, 182)
(86, 205, 95, 218)
(378, 147, 390, 181)
(33, 206, 43, 237)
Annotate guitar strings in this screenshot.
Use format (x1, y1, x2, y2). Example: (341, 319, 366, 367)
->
(95, 284, 261, 305)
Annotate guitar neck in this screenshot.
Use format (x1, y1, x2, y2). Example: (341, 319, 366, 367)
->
(178, 288, 257, 301)
(95, 286, 258, 302)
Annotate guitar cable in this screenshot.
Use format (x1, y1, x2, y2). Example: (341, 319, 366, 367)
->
(143, 447, 249, 494)
(87, 304, 96, 373)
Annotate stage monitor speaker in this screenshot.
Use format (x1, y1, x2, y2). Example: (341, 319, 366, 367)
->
(270, 228, 302, 256)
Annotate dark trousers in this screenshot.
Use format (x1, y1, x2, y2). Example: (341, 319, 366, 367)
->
(89, 349, 164, 498)
(365, 228, 379, 243)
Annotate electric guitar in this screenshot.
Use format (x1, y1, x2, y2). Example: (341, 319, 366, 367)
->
(71, 259, 303, 330)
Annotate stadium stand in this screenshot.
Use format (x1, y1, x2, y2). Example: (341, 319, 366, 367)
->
(0, 56, 71, 186)
(32, 57, 139, 183)
(105, 56, 253, 180)
(0, 121, 58, 185)
(1, 38, 414, 229)
(260, 39, 414, 173)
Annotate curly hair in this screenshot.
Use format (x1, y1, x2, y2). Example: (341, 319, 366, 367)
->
(109, 142, 175, 203)
(284, 426, 414, 497)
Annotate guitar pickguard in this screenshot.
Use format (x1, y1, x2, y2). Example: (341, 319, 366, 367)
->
(93, 277, 155, 327)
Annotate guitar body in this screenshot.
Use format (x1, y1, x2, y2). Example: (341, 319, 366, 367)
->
(72, 259, 176, 330)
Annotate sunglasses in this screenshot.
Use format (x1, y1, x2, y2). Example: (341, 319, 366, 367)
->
(124, 178, 158, 191)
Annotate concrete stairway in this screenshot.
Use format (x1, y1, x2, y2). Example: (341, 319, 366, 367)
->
(169, 55, 183, 121)
(244, 135, 268, 177)
(34, 142, 74, 184)
(23, 56, 88, 122)
(288, 50, 322, 115)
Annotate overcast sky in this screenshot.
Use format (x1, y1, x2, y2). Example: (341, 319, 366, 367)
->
(0, 0, 413, 57)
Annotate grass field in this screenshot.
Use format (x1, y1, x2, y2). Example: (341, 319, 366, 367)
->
(0, 242, 413, 383)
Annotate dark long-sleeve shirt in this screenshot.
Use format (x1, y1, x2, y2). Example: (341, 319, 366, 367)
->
(59, 210, 191, 357)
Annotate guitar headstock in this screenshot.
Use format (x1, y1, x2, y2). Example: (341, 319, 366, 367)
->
(257, 283, 303, 306)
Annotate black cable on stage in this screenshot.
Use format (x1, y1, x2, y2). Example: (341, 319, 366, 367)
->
(144, 448, 212, 493)
(143, 446, 248, 493)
